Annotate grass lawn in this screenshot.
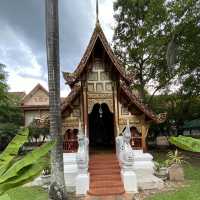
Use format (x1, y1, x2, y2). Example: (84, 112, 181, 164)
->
(146, 150, 200, 200)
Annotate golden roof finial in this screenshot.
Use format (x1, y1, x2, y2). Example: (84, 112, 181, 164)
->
(96, 0, 99, 24)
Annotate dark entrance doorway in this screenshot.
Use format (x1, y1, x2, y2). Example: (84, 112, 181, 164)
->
(89, 103, 115, 151)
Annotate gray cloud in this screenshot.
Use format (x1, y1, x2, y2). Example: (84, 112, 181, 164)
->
(0, 0, 113, 96)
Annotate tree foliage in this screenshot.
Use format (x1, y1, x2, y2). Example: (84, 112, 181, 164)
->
(149, 93, 200, 136)
(28, 119, 50, 144)
(113, 0, 200, 101)
(0, 64, 23, 150)
(0, 64, 8, 103)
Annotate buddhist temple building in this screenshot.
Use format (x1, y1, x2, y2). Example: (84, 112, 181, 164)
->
(17, 1, 167, 195)
(20, 19, 166, 153)
(60, 22, 166, 152)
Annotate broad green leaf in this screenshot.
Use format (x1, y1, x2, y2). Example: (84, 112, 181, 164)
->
(4, 186, 48, 200)
(0, 128, 29, 163)
(169, 136, 200, 153)
(0, 193, 11, 200)
(0, 128, 29, 176)
(0, 159, 47, 195)
(0, 141, 55, 184)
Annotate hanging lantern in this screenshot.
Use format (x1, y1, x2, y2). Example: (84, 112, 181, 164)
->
(99, 104, 103, 118)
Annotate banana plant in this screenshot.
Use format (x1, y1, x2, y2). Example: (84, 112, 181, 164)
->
(0, 128, 55, 198)
(169, 135, 200, 153)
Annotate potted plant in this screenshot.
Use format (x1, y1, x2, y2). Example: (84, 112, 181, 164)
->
(154, 160, 168, 181)
(41, 166, 51, 185)
(166, 149, 185, 181)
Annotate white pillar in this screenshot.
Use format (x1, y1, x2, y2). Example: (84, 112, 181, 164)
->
(121, 170, 138, 193)
(76, 173, 89, 195)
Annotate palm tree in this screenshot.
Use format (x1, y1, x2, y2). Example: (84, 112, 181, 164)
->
(45, 0, 67, 199)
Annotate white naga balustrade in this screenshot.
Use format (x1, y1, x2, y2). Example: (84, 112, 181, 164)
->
(63, 122, 89, 195)
(116, 120, 138, 193)
(116, 120, 163, 192)
(75, 123, 89, 195)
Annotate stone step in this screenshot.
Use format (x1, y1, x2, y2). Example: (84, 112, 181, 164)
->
(89, 161, 119, 167)
(90, 180, 124, 188)
(90, 174, 122, 182)
(89, 163, 120, 169)
(90, 168, 120, 175)
(90, 159, 119, 162)
(89, 153, 124, 196)
(89, 157, 118, 162)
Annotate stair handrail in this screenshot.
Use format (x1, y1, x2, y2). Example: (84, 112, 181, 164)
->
(76, 122, 89, 174)
(116, 120, 134, 171)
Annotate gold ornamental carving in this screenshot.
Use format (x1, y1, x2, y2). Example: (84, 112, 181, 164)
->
(119, 117, 140, 125)
(87, 93, 113, 99)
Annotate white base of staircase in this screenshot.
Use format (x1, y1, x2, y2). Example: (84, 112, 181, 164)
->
(137, 174, 164, 190)
(76, 173, 89, 195)
(63, 153, 78, 190)
(121, 170, 138, 193)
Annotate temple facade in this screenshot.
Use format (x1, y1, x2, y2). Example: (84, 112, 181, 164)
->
(19, 12, 167, 196)
(21, 22, 166, 152)
(61, 22, 166, 152)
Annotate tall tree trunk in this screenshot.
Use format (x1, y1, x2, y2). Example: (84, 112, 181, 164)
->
(45, 0, 67, 199)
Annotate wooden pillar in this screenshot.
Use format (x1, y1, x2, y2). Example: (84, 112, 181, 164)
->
(83, 85, 88, 137)
(141, 123, 149, 152)
(113, 82, 119, 136)
(80, 89, 84, 130)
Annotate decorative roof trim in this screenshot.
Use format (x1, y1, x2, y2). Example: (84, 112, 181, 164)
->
(120, 82, 167, 124)
(61, 85, 81, 112)
(63, 24, 132, 86)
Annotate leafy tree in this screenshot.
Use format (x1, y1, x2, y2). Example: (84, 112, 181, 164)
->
(0, 64, 8, 103)
(149, 93, 200, 137)
(0, 64, 23, 150)
(28, 119, 50, 144)
(113, 0, 173, 102)
(166, 0, 200, 96)
(113, 0, 200, 102)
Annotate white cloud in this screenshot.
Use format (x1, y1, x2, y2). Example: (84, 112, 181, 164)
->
(0, 24, 46, 93)
(90, 0, 115, 42)
(0, 0, 115, 95)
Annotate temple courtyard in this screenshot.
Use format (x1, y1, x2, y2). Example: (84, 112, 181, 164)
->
(19, 149, 199, 200)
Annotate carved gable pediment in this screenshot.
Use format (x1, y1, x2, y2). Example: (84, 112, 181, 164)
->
(22, 84, 49, 106)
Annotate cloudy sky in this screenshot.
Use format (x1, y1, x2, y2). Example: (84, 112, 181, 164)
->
(0, 0, 115, 97)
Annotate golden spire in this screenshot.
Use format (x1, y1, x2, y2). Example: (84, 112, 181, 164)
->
(96, 0, 99, 24)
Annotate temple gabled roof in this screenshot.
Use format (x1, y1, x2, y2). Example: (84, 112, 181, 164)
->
(61, 21, 166, 124)
(63, 22, 132, 87)
(61, 85, 81, 113)
(119, 82, 167, 124)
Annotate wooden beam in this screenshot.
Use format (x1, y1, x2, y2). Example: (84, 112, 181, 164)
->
(141, 123, 150, 152)
(83, 85, 88, 136)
